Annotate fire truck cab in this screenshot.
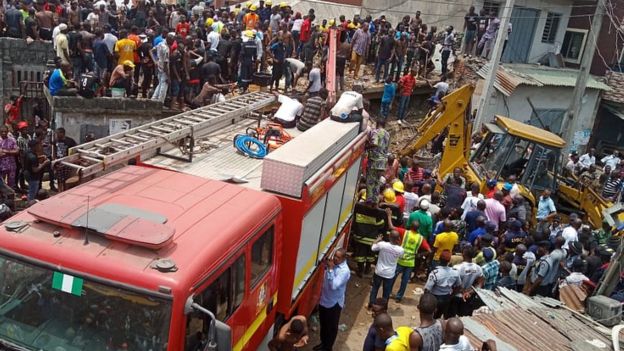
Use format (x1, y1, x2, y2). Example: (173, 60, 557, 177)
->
(0, 114, 366, 351)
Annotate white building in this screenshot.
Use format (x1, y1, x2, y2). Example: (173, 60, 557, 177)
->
(474, 63, 611, 151)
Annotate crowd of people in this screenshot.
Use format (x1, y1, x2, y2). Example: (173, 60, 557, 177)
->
(1, 0, 509, 113)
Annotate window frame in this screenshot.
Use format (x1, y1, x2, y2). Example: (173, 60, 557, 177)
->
(561, 28, 588, 64)
(541, 12, 562, 44)
(483, 1, 501, 17)
(250, 226, 274, 288)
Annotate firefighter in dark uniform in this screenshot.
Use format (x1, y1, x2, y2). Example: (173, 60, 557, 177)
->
(239, 30, 258, 93)
(351, 200, 389, 277)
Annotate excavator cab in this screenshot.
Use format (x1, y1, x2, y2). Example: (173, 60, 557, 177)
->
(471, 117, 563, 199)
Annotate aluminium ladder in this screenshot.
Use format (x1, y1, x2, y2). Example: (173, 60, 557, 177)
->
(54, 92, 276, 180)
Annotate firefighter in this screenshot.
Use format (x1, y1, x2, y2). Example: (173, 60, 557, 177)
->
(238, 30, 258, 93)
(352, 201, 389, 277)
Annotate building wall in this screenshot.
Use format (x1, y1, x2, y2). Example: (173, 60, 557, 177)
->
(475, 0, 573, 64)
(567, 0, 624, 75)
(477, 82, 601, 148)
(0, 38, 55, 107)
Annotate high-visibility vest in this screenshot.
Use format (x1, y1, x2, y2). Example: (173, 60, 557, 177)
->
(397, 230, 423, 267)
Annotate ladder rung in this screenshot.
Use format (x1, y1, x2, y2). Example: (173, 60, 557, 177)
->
(126, 134, 149, 142)
(77, 149, 106, 158)
(162, 122, 181, 128)
(151, 126, 175, 133)
(81, 155, 104, 163)
(60, 162, 86, 170)
(175, 119, 197, 125)
(142, 130, 166, 138)
(110, 138, 133, 146)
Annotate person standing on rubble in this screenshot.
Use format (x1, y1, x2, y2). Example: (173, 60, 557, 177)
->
(350, 22, 371, 80)
(396, 68, 416, 125)
(365, 119, 390, 203)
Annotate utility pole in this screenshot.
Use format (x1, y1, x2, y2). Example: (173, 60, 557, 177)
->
(561, 0, 606, 153)
(474, 0, 515, 128)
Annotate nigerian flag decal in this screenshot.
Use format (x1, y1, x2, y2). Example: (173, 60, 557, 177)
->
(52, 272, 84, 296)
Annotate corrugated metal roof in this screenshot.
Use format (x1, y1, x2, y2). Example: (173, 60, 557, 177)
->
(603, 71, 624, 104)
(558, 284, 587, 312)
(465, 287, 617, 350)
(476, 63, 611, 96)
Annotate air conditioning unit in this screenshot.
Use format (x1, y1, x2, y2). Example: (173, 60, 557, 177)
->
(586, 295, 622, 327)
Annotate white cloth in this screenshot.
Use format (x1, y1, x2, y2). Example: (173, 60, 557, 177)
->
(207, 31, 220, 51)
(292, 18, 304, 31)
(103, 32, 118, 54)
(330, 91, 364, 119)
(286, 57, 305, 76)
(433, 81, 449, 97)
(371, 241, 404, 279)
(440, 336, 474, 351)
(601, 155, 621, 170)
(453, 262, 483, 297)
(460, 193, 484, 219)
(510, 183, 520, 198)
(308, 68, 322, 93)
(274, 95, 303, 122)
(564, 272, 589, 286)
(561, 226, 578, 250)
(403, 191, 419, 219)
(579, 153, 595, 169)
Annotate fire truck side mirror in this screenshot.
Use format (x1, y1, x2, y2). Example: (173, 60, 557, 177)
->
(185, 295, 233, 351)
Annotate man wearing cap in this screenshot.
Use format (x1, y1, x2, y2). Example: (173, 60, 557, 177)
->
(110, 60, 135, 97)
(501, 220, 526, 253)
(407, 199, 433, 241)
(243, 4, 260, 30)
(524, 241, 554, 296)
(480, 247, 499, 290)
(424, 250, 461, 319)
(150, 33, 173, 102)
(239, 30, 258, 93)
(55, 24, 71, 65)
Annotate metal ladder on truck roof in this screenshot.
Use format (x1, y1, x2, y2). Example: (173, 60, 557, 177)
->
(54, 92, 276, 180)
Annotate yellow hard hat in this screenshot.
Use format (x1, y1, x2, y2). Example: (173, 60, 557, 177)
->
(392, 180, 405, 193)
(347, 23, 356, 29)
(245, 1, 252, 8)
(279, 1, 287, 8)
(360, 190, 366, 201)
(250, 4, 257, 11)
(244, 30, 255, 38)
(122, 60, 135, 68)
(265, 0, 272, 4)
(205, 18, 214, 26)
(383, 188, 396, 203)
(328, 19, 335, 26)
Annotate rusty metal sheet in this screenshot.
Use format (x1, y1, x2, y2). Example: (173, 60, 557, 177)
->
(559, 285, 587, 312)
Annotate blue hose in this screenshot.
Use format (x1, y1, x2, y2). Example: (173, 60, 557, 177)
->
(234, 134, 268, 159)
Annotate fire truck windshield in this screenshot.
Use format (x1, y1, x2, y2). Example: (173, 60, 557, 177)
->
(0, 254, 171, 351)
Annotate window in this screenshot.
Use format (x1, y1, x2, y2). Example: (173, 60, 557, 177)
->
(251, 226, 274, 287)
(561, 29, 588, 63)
(193, 255, 246, 322)
(483, 1, 501, 16)
(542, 12, 561, 43)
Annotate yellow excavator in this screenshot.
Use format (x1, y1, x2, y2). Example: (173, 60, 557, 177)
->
(401, 84, 614, 228)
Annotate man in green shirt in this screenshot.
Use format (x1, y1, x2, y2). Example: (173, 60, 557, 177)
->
(407, 199, 433, 240)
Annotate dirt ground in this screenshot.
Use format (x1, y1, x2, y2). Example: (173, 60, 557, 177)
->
(300, 269, 426, 350)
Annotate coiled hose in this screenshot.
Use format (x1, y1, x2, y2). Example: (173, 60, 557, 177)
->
(234, 134, 268, 159)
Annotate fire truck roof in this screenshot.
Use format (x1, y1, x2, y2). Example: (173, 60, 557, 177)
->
(0, 166, 281, 296)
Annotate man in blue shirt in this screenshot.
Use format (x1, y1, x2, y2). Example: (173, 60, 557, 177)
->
(316, 248, 350, 351)
(536, 188, 557, 234)
(48, 63, 77, 96)
(380, 77, 396, 121)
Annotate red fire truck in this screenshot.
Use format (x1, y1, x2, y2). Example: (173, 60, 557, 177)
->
(0, 92, 367, 351)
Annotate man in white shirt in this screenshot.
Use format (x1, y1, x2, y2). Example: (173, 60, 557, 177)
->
(451, 247, 483, 316)
(432, 76, 450, 98)
(285, 57, 306, 90)
(330, 90, 364, 120)
(306, 64, 322, 96)
(601, 151, 621, 171)
(369, 230, 404, 307)
(578, 148, 596, 171)
(206, 26, 220, 53)
(561, 218, 581, 250)
(460, 182, 484, 219)
(273, 93, 303, 128)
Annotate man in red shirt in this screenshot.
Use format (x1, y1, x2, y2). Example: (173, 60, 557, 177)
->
(298, 15, 312, 57)
(397, 68, 416, 124)
(176, 15, 190, 39)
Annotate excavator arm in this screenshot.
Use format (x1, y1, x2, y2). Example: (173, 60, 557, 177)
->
(401, 84, 476, 179)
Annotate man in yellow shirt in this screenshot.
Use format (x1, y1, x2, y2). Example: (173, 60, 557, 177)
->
(433, 219, 459, 265)
(374, 313, 412, 351)
(243, 5, 260, 30)
(114, 29, 137, 66)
